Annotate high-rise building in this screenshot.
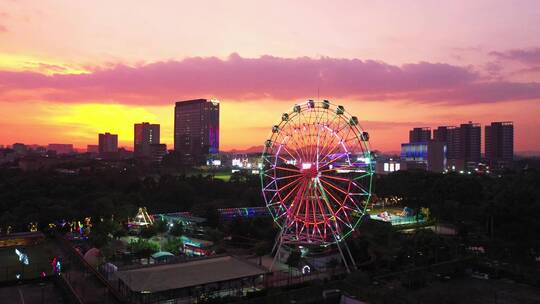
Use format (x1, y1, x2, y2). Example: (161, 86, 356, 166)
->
(434, 126, 460, 160)
(434, 126, 450, 142)
(134, 122, 160, 158)
(432, 123, 481, 171)
(485, 121, 513, 168)
(174, 99, 219, 163)
(459, 122, 481, 164)
(409, 127, 431, 143)
(98, 132, 118, 154)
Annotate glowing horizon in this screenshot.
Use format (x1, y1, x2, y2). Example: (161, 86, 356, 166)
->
(1, 1, 540, 152)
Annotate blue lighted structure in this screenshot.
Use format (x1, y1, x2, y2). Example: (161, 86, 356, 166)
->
(401, 141, 447, 172)
(218, 207, 270, 220)
(401, 142, 428, 161)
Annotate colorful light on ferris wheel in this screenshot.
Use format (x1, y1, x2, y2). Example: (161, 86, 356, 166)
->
(260, 100, 374, 246)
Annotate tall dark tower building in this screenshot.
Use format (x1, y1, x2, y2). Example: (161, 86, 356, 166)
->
(134, 122, 160, 157)
(174, 99, 219, 162)
(485, 121, 513, 168)
(409, 127, 431, 143)
(434, 126, 459, 159)
(98, 132, 118, 154)
(459, 122, 481, 166)
(434, 126, 450, 142)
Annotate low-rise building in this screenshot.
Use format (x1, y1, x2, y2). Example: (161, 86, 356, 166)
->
(116, 255, 266, 303)
(401, 141, 446, 173)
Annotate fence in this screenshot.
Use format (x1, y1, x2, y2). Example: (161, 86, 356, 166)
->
(55, 233, 125, 303)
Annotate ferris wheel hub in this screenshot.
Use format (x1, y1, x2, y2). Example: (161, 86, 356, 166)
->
(301, 163, 319, 179)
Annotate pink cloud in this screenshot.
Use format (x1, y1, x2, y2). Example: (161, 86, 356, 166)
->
(0, 54, 539, 105)
(516, 66, 540, 75)
(0, 25, 7, 33)
(490, 48, 540, 65)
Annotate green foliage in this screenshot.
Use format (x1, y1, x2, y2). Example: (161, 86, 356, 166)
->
(129, 238, 159, 256)
(2, 164, 540, 268)
(286, 249, 302, 268)
(224, 217, 277, 244)
(169, 222, 184, 236)
(139, 225, 158, 239)
(205, 228, 224, 242)
(254, 241, 271, 265)
(89, 219, 123, 248)
(0, 168, 262, 233)
(89, 231, 109, 248)
(376, 169, 540, 250)
(162, 238, 183, 255)
(154, 219, 168, 234)
(420, 207, 430, 219)
(112, 226, 127, 239)
(254, 241, 271, 257)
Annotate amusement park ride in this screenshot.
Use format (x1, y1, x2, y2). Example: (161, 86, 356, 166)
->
(261, 100, 374, 273)
(129, 207, 154, 228)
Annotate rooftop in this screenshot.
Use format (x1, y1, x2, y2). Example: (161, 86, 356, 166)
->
(116, 255, 266, 293)
(175, 99, 208, 105)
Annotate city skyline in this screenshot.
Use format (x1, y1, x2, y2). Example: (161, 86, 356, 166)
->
(0, 115, 522, 155)
(1, 1, 540, 152)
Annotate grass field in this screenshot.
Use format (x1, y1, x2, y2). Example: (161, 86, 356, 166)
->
(0, 241, 61, 282)
(183, 168, 233, 182)
(213, 171, 232, 181)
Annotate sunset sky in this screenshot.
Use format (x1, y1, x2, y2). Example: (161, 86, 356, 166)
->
(1, 1, 540, 152)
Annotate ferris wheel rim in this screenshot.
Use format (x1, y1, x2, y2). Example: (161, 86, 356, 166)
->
(260, 100, 374, 244)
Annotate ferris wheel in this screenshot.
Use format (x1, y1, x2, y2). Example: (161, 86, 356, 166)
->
(261, 100, 374, 270)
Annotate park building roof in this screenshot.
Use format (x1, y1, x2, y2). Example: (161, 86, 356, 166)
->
(116, 255, 266, 293)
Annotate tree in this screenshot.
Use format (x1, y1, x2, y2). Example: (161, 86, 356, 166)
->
(169, 222, 184, 236)
(129, 238, 159, 257)
(254, 241, 270, 265)
(204, 208, 221, 228)
(112, 226, 127, 239)
(205, 228, 224, 243)
(89, 231, 109, 248)
(163, 238, 183, 255)
(89, 219, 122, 248)
(139, 225, 158, 239)
(286, 249, 301, 268)
(154, 219, 168, 234)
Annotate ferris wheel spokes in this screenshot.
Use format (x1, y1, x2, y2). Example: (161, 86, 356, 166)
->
(261, 100, 374, 261)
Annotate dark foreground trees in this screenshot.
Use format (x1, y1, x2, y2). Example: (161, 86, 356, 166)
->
(0, 167, 260, 232)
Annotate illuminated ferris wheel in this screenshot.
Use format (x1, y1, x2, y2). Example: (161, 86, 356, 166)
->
(261, 100, 374, 270)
